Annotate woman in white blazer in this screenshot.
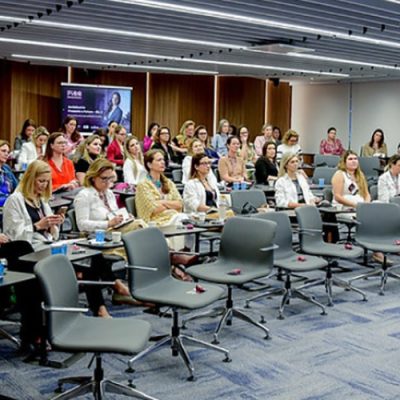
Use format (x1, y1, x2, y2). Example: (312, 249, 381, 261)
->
(183, 153, 220, 213)
(3, 160, 63, 248)
(275, 152, 317, 208)
(378, 154, 400, 202)
(123, 135, 146, 185)
(17, 126, 48, 167)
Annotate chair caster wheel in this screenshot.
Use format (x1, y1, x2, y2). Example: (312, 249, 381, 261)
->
(277, 314, 285, 320)
(379, 291, 385, 296)
(244, 302, 251, 309)
(55, 386, 63, 394)
(264, 335, 271, 340)
(212, 338, 220, 345)
(187, 375, 197, 382)
(127, 379, 136, 388)
(125, 367, 135, 373)
(181, 324, 187, 330)
(260, 316, 266, 323)
(362, 297, 368, 302)
(321, 311, 327, 316)
(327, 302, 334, 307)
(223, 356, 232, 363)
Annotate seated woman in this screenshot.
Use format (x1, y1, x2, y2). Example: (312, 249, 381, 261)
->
(106, 124, 126, 166)
(218, 136, 248, 185)
(182, 138, 205, 184)
(378, 154, 400, 202)
(254, 123, 275, 157)
(275, 152, 318, 208)
(361, 129, 388, 157)
(238, 125, 256, 164)
(93, 128, 109, 155)
(273, 126, 282, 146)
(60, 115, 83, 156)
(74, 134, 102, 185)
(211, 119, 230, 156)
(194, 125, 219, 161)
(319, 127, 345, 156)
(151, 126, 179, 167)
(123, 135, 146, 185)
(3, 160, 63, 248)
(0, 140, 18, 207)
(183, 153, 220, 214)
(45, 132, 79, 192)
(172, 120, 195, 158)
(18, 126, 49, 167)
(255, 141, 279, 184)
(14, 119, 36, 151)
(277, 129, 303, 163)
(143, 122, 160, 153)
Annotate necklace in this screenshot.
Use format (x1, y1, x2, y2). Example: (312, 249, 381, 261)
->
(147, 174, 161, 189)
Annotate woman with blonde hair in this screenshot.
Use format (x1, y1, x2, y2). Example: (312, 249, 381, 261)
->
(18, 126, 49, 167)
(173, 119, 195, 155)
(123, 135, 146, 184)
(106, 124, 126, 166)
(3, 160, 63, 246)
(275, 152, 317, 208)
(181, 138, 205, 184)
(212, 118, 230, 156)
(277, 129, 302, 163)
(238, 125, 257, 163)
(254, 123, 275, 157)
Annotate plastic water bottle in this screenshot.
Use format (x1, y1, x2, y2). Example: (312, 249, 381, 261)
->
(0, 258, 7, 281)
(218, 195, 229, 221)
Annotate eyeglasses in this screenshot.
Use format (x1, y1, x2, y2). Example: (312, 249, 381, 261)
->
(199, 161, 212, 166)
(55, 141, 68, 145)
(160, 132, 169, 135)
(99, 176, 115, 182)
(198, 131, 207, 135)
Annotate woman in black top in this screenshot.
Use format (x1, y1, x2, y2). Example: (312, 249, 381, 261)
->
(151, 126, 179, 166)
(255, 141, 278, 184)
(74, 134, 102, 185)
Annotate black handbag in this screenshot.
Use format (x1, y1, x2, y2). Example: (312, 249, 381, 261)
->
(241, 202, 258, 215)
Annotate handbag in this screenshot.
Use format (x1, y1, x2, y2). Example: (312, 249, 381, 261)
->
(241, 202, 258, 215)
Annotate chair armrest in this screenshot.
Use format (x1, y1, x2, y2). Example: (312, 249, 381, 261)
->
(41, 303, 89, 313)
(126, 265, 158, 272)
(78, 280, 116, 287)
(260, 244, 279, 252)
(169, 250, 200, 257)
(298, 228, 323, 236)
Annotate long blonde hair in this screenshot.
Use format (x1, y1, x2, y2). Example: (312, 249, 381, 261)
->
(124, 136, 144, 179)
(337, 150, 369, 199)
(278, 152, 299, 177)
(84, 158, 115, 188)
(32, 126, 49, 145)
(73, 134, 102, 164)
(19, 160, 52, 202)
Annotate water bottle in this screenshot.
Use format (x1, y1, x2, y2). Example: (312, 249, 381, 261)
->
(0, 258, 7, 281)
(218, 195, 229, 221)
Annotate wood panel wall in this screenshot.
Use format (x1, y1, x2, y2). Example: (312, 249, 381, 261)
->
(72, 68, 146, 139)
(0, 61, 11, 143)
(218, 77, 266, 141)
(148, 74, 214, 137)
(267, 80, 292, 136)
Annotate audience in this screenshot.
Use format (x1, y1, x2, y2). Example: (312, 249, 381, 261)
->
(254, 124, 275, 157)
(182, 138, 205, 184)
(74, 134, 103, 185)
(194, 125, 219, 161)
(143, 122, 160, 153)
(18, 126, 49, 167)
(377, 154, 400, 202)
(277, 129, 303, 163)
(218, 136, 248, 185)
(183, 153, 220, 214)
(14, 119, 36, 151)
(275, 152, 318, 208)
(238, 125, 256, 164)
(60, 115, 83, 156)
(106, 124, 126, 166)
(0, 140, 18, 207)
(151, 126, 179, 167)
(123, 135, 146, 185)
(361, 129, 387, 157)
(212, 118, 230, 156)
(45, 132, 79, 192)
(3, 160, 63, 247)
(319, 127, 345, 156)
(255, 141, 279, 184)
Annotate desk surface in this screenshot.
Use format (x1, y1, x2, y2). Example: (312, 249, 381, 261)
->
(159, 225, 207, 237)
(49, 197, 72, 209)
(0, 270, 35, 287)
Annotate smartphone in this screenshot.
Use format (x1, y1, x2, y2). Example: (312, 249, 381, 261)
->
(56, 206, 68, 215)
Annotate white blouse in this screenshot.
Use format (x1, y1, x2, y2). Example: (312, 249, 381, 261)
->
(183, 178, 220, 213)
(123, 158, 147, 185)
(378, 170, 400, 203)
(275, 173, 315, 208)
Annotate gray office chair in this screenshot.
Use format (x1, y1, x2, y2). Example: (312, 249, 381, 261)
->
(171, 168, 183, 183)
(369, 184, 378, 201)
(230, 189, 266, 214)
(312, 167, 336, 185)
(34, 255, 156, 400)
(66, 208, 78, 232)
(184, 217, 276, 343)
(359, 156, 381, 183)
(125, 196, 137, 217)
(246, 212, 328, 319)
(351, 203, 400, 294)
(314, 154, 340, 168)
(389, 196, 400, 206)
(295, 206, 367, 306)
(122, 228, 230, 381)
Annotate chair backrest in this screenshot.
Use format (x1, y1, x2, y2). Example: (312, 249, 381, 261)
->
(369, 184, 378, 201)
(314, 154, 340, 168)
(251, 212, 295, 260)
(67, 208, 78, 232)
(389, 196, 400, 206)
(230, 190, 266, 213)
(356, 202, 400, 239)
(218, 216, 276, 271)
(171, 169, 183, 183)
(34, 255, 80, 341)
(359, 157, 380, 179)
(125, 196, 137, 217)
(312, 167, 336, 185)
(123, 228, 171, 292)
(295, 205, 324, 251)
(0, 240, 34, 273)
(322, 187, 333, 202)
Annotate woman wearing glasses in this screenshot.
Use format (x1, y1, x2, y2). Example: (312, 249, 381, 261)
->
(183, 153, 220, 214)
(44, 132, 79, 192)
(276, 129, 302, 163)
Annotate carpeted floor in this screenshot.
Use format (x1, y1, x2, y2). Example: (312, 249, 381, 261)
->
(1, 255, 400, 400)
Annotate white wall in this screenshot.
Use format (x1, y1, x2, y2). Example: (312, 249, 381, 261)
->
(291, 80, 400, 155)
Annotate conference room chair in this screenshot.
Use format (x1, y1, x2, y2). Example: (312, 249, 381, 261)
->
(314, 154, 340, 168)
(122, 228, 230, 381)
(246, 212, 328, 319)
(183, 217, 276, 344)
(34, 254, 156, 400)
(125, 196, 137, 217)
(350, 203, 400, 295)
(295, 206, 367, 306)
(369, 184, 378, 201)
(311, 167, 336, 185)
(171, 168, 183, 183)
(230, 189, 266, 214)
(389, 196, 400, 206)
(358, 156, 381, 183)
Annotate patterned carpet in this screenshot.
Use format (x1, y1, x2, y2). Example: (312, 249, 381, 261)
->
(1, 255, 400, 400)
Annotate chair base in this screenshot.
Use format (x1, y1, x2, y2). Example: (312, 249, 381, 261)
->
(53, 354, 157, 400)
(126, 310, 230, 381)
